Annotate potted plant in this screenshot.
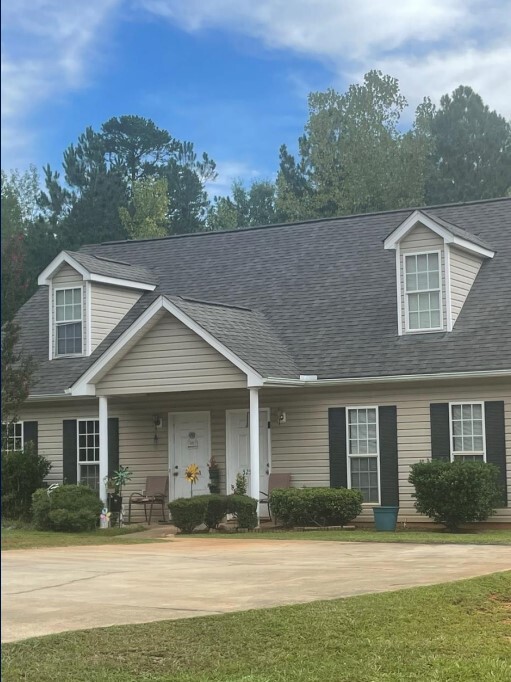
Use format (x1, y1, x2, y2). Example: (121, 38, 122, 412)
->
(207, 457, 221, 494)
(109, 466, 133, 523)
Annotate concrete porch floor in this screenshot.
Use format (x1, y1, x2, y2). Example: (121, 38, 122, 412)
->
(3, 537, 511, 643)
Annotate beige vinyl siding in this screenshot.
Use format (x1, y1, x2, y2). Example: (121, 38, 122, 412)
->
(51, 264, 86, 358)
(449, 246, 483, 324)
(20, 377, 511, 523)
(96, 313, 247, 395)
(90, 283, 141, 351)
(400, 225, 446, 332)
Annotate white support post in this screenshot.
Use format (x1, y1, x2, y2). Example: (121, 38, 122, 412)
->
(249, 387, 260, 519)
(99, 396, 109, 504)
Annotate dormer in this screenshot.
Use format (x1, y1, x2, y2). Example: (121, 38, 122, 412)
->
(38, 251, 157, 359)
(384, 211, 494, 335)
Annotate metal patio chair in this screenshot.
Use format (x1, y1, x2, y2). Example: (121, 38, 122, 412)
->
(128, 476, 169, 524)
(259, 473, 292, 522)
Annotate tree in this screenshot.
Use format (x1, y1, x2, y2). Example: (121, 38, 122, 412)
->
(1, 321, 36, 424)
(425, 86, 511, 204)
(275, 71, 430, 220)
(119, 177, 169, 239)
(208, 179, 278, 230)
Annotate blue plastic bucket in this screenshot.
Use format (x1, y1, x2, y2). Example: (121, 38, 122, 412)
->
(373, 506, 399, 531)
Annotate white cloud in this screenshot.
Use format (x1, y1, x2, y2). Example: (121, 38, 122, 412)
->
(141, 0, 511, 116)
(1, 0, 121, 168)
(207, 160, 261, 197)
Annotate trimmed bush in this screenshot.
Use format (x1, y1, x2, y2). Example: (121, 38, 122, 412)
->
(228, 495, 258, 530)
(168, 496, 208, 533)
(203, 494, 228, 530)
(32, 485, 103, 532)
(1, 445, 51, 520)
(269, 487, 363, 527)
(409, 460, 501, 531)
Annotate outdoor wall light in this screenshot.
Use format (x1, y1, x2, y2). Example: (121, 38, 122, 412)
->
(153, 415, 162, 443)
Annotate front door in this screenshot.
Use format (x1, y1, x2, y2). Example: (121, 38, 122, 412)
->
(226, 409, 271, 496)
(168, 412, 211, 500)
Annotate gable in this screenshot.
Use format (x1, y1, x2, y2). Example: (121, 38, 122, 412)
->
(95, 312, 247, 395)
(90, 283, 141, 352)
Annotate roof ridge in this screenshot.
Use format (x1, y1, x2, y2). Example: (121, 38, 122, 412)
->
(173, 295, 253, 312)
(96, 196, 511, 247)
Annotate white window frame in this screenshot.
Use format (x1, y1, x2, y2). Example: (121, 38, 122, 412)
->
(77, 418, 100, 489)
(403, 250, 443, 333)
(449, 401, 486, 462)
(54, 285, 84, 357)
(2, 421, 24, 451)
(346, 406, 380, 505)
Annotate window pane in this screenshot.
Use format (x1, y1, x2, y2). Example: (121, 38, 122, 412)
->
(472, 404, 482, 420)
(429, 271, 440, 289)
(408, 294, 419, 313)
(417, 271, 429, 290)
(417, 254, 428, 272)
(406, 256, 417, 274)
(409, 312, 419, 329)
(430, 310, 441, 328)
(80, 464, 99, 492)
(473, 436, 484, 451)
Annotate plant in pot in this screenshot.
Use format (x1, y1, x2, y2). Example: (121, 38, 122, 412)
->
(207, 457, 221, 494)
(108, 466, 133, 524)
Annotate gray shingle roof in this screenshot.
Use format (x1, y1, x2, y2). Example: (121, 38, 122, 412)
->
(17, 197, 511, 396)
(419, 211, 495, 251)
(65, 251, 158, 285)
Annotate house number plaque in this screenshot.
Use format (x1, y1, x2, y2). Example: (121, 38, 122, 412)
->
(187, 432, 198, 448)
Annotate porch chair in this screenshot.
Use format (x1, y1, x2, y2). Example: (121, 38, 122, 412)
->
(259, 473, 292, 522)
(128, 476, 169, 525)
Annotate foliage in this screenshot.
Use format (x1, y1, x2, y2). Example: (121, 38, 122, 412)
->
(207, 457, 221, 494)
(202, 494, 227, 529)
(227, 494, 258, 529)
(275, 71, 431, 221)
(1, 445, 52, 521)
(231, 472, 248, 496)
(119, 177, 169, 239)
(409, 460, 501, 531)
(425, 85, 511, 204)
(168, 496, 208, 533)
(110, 466, 133, 496)
(208, 180, 278, 230)
(32, 485, 103, 532)
(269, 487, 363, 527)
(1, 321, 37, 424)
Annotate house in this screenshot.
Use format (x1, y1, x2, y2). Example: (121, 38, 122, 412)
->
(7, 197, 511, 524)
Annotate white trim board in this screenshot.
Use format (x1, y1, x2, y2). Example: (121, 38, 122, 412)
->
(69, 296, 264, 396)
(383, 210, 494, 259)
(38, 251, 156, 291)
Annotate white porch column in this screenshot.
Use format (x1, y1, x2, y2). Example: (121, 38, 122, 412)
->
(249, 387, 260, 517)
(98, 396, 109, 504)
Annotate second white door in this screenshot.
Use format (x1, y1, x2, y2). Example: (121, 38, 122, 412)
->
(226, 409, 271, 496)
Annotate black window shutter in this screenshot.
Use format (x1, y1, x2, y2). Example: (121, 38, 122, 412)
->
(379, 406, 399, 506)
(430, 404, 450, 461)
(23, 422, 38, 453)
(485, 401, 507, 507)
(328, 408, 347, 487)
(108, 417, 120, 479)
(62, 420, 77, 484)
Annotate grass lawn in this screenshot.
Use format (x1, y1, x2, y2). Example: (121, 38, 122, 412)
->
(1, 525, 152, 550)
(3, 572, 511, 681)
(195, 527, 511, 545)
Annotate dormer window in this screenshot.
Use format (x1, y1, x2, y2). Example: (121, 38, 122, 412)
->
(55, 287, 83, 356)
(404, 252, 442, 332)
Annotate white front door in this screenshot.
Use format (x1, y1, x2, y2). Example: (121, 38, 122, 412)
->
(168, 412, 211, 500)
(226, 409, 271, 497)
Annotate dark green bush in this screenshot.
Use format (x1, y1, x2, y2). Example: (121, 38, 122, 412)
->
(32, 485, 103, 532)
(1, 445, 51, 520)
(168, 496, 208, 533)
(409, 460, 501, 531)
(203, 494, 228, 529)
(227, 495, 258, 530)
(269, 487, 363, 527)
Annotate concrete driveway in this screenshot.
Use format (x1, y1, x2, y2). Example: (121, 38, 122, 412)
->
(2, 537, 511, 642)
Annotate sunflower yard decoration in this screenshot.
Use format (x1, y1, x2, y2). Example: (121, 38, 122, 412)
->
(185, 463, 201, 497)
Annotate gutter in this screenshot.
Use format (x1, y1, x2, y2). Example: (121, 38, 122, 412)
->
(262, 368, 511, 387)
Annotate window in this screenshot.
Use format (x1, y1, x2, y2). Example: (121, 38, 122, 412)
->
(450, 403, 485, 462)
(78, 420, 100, 491)
(405, 252, 442, 331)
(2, 422, 23, 451)
(55, 288, 83, 356)
(347, 407, 379, 503)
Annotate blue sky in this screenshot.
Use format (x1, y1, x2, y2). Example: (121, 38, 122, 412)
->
(2, 1, 510, 195)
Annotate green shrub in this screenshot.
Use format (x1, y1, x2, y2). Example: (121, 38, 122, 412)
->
(203, 494, 228, 529)
(1, 445, 51, 520)
(32, 485, 103, 532)
(269, 487, 363, 527)
(409, 460, 501, 531)
(228, 495, 258, 529)
(168, 497, 208, 533)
